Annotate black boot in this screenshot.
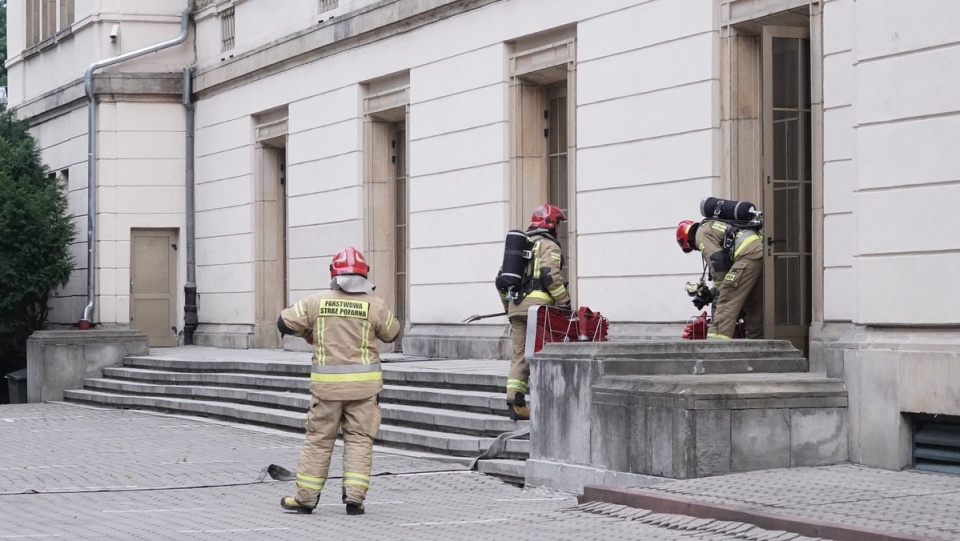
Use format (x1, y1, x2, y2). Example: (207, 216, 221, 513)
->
(509, 392, 529, 421)
(346, 502, 365, 515)
(280, 496, 316, 514)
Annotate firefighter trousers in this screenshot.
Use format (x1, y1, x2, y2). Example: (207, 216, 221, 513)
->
(294, 394, 381, 506)
(710, 255, 763, 339)
(506, 315, 529, 401)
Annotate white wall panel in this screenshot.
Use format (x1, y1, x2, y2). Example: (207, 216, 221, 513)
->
(856, 254, 960, 325)
(858, 185, 960, 255)
(410, 44, 506, 103)
(578, 275, 696, 322)
(287, 119, 361, 165)
(578, 230, 697, 278)
(822, 0, 854, 55)
(289, 85, 361, 133)
(196, 263, 253, 294)
(578, 33, 715, 105)
(116, 159, 184, 186)
(115, 132, 185, 160)
(578, 81, 716, 148)
(286, 153, 361, 197)
(823, 267, 853, 322)
(287, 187, 360, 227)
(823, 106, 855, 163)
(196, 175, 252, 212)
(196, 234, 254, 267)
(857, 46, 960, 125)
(409, 283, 502, 323)
(198, 292, 254, 323)
(116, 186, 184, 214)
(409, 202, 504, 249)
(823, 51, 854, 109)
(287, 257, 328, 292)
(196, 205, 252, 238)
(196, 118, 251, 158)
(823, 160, 855, 215)
(287, 221, 362, 260)
(409, 124, 507, 177)
(410, 84, 507, 140)
(578, 0, 714, 61)
(409, 163, 506, 214)
(823, 213, 854, 268)
(857, 116, 960, 190)
(410, 243, 502, 286)
(856, 0, 960, 61)
(577, 178, 714, 235)
(577, 130, 714, 192)
(196, 147, 253, 185)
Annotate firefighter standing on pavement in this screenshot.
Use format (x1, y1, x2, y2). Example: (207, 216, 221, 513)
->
(676, 218, 762, 339)
(498, 204, 571, 420)
(277, 246, 400, 516)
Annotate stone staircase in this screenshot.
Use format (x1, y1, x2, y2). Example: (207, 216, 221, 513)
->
(63, 354, 527, 483)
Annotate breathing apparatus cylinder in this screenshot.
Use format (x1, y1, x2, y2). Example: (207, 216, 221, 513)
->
(498, 230, 531, 299)
(700, 197, 758, 223)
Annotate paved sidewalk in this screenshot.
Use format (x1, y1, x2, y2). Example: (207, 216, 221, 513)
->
(0, 403, 830, 540)
(584, 465, 960, 540)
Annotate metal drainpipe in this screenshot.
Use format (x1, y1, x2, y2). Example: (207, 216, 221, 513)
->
(80, 2, 195, 328)
(183, 67, 198, 344)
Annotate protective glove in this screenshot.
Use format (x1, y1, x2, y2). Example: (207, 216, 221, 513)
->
(557, 301, 572, 312)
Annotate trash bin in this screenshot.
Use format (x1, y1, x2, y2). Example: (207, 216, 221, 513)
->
(5, 369, 27, 404)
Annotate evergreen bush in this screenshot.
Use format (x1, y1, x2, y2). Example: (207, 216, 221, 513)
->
(0, 109, 75, 393)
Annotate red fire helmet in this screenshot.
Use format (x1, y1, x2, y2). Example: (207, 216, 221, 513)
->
(676, 220, 696, 253)
(330, 247, 369, 278)
(530, 204, 567, 230)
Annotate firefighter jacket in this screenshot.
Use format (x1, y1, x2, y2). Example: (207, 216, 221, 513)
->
(280, 289, 400, 401)
(504, 231, 570, 317)
(695, 219, 763, 282)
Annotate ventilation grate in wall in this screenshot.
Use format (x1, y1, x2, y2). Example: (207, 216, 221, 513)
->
(914, 416, 960, 475)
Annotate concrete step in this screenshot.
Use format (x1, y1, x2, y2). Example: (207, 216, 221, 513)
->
(476, 459, 526, 486)
(99, 368, 510, 415)
(538, 341, 809, 375)
(81, 378, 524, 437)
(121, 356, 508, 393)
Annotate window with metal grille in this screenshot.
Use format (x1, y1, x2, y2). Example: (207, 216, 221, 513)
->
(220, 8, 235, 53)
(319, 0, 339, 14)
(26, 0, 74, 47)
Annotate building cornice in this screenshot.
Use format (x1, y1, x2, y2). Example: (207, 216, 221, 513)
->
(13, 73, 186, 126)
(192, 0, 502, 98)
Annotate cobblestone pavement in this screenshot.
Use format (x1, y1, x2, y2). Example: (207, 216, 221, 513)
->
(647, 464, 960, 540)
(1, 403, 825, 540)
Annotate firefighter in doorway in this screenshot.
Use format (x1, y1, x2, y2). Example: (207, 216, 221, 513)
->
(277, 247, 400, 516)
(498, 204, 571, 421)
(676, 218, 763, 339)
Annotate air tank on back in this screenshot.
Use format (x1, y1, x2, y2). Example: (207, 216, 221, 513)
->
(700, 197, 759, 223)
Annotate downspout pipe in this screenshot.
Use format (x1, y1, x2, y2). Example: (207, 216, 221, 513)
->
(80, 2, 194, 327)
(183, 67, 198, 344)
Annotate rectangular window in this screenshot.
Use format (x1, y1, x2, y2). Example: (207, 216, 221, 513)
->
(26, 0, 74, 47)
(319, 0, 339, 14)
(220, 8, 235, 52)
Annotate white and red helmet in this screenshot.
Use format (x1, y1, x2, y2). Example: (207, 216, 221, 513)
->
(330, 247, 369, 278)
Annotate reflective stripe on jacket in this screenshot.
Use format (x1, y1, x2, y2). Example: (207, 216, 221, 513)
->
(281, 289, 400, 401)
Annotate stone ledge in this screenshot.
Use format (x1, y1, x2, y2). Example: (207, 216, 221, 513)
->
(579, 485, 930, 541)
(525, 459, 665, 494)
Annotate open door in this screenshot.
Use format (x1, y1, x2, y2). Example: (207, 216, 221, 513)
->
(762, 26, 813, 353)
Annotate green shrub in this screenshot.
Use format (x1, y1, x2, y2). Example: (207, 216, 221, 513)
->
(0, 109, 75, 381)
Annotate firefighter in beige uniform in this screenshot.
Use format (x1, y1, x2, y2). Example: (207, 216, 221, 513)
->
(278, 247, 400, 515)
(500, 204, 571, 420)
(676, 219, 763, 339)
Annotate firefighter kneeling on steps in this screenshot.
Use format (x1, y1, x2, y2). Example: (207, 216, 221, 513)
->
(676, 216, 762, 339)
(277, 246, 400, 516)
(496, 204, 571, 421)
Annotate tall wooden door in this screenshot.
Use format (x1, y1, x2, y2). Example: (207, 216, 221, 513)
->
(131, 229, 178, 347)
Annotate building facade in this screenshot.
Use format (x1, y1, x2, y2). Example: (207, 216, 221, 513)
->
(7, 0, 960, 471)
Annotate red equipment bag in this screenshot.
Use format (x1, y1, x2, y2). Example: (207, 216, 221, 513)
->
(533, 305, 609, 353)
